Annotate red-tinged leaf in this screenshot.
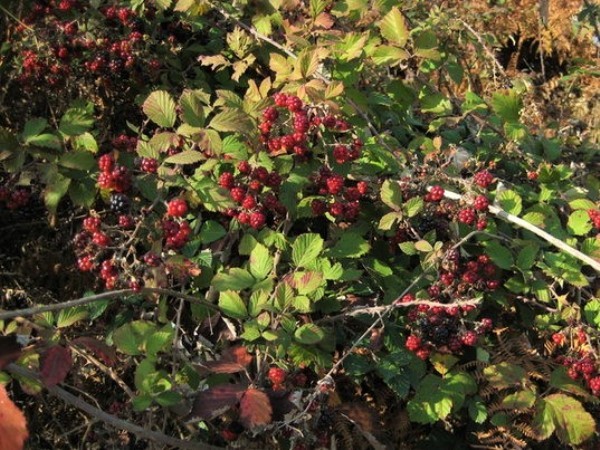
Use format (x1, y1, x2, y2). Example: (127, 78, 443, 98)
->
(186, 384, 246, 422)
(239, 388, 272, 429)
(0, 336, 23, 370)
(70, 337, 117, 367)
(0, 384, 28, 450)
(39, 345, 72, 388)
(201, 346, 253, 374)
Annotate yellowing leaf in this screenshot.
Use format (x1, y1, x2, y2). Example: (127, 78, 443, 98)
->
(378, 7, 409, 47)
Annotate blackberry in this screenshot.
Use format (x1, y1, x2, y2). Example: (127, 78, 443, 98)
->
(432, 326, 450, 344)
(110, 193, 130, 213)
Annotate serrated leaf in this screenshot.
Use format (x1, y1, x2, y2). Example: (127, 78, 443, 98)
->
(328, 232, 370, 258)
(294, 323, 325, 344)
(371, 45, 409, 66)
(200, 347, 253, 374)
(502, 390, 536, 410)
(378, 7, 409, 47)
(249, 244, 273, 280)
(219, 290, 248, 319)
(496, 189, 522, 215)
(583, 299, 600, 327)
(40, 345, 72, 388)
(292, 233, 324, 268)
(58, 151, 95, 171)
(468, 398, 488, 424)
(404, 197, 424, 218)
(212, 268, 255, 291)
(199, 220, 226, 244)
(399, 241, 417, 255)
(113, 321, 155, 356)
(569, 198, 596, 210)
(44, 172, 70, 215)
(483, 240, 513, 269)
(73, 132, 98, 153)
(59, 105, 94, 136)
(0, 384, 28, 450)
(380, 179, 403, 210)
(484, 362, 526, 389)
(292, 48, 321, 79)
(549, 367, 592, 397)
(208, 108, 253, 134)
(164, 150, 204, 165)
(414, 240, 433, 252)
(179, 90, 206, 127)
(56, 306, 88, 328)
(26, 133, 62, 149)
(491, 90, 522, 123)
(544, 393, 595, 445)
(239, 389, 272, 428)
(567, 210, 592, 236)
(145, 326, 174, 355)
(293, 271, 324, 296)
(143, 91, 177, 128)
(516, 243, 538, 270)
(22, 117, 47, 141)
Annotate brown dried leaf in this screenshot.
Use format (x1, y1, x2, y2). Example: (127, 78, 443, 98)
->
(39, 345, 72, 388)
(0, 336, 23, 370)
(70, 337, 117, 367)
(239, 388, 272, 429)
(0, 384, 28, 450)
(186, 384, 246, 422)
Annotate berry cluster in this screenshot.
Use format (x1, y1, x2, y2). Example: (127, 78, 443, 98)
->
(588, 209, 600, 229)
(219, 163, 285, 230)
(554, 330, 600, 396)
(0, 185, 31, 210)
(13, 1, 165, 93)
(403, 292, 493, 359)
(97, 154, 132, 193)
(309, 168, 368, 220)
(473, 170, 495, 189)
(259, 92, 356, 162)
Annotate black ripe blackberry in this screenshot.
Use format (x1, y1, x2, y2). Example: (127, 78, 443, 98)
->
(110, 193, 130, 213)
(432, 326, 450, 344)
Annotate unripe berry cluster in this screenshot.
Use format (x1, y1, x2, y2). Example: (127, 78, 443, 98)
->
(588, 209, 600, 229)
(309, 168, 368, 221)
(0, 185, 31, 210)
(219, 163, 285, 230)
(97, 154, 132, 193)
(553, 329, 600, 396)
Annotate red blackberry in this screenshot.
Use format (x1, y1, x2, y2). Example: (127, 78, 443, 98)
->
(473, 195, 489, 211)
(140, 157, 158, 173)
(405, 335, 422, 351)
(167, 198, 188, 217)
(268, 367, 287, 385)
(249, 211, 266, 229)
(473, 170, 494, 188)
(457, 208, 476, 225)
(230, 187, 246, 203)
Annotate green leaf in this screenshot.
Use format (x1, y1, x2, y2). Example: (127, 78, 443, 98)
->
(567, 210, 592, 236)
(569, 198, 596, 210)
(155, 390, 182, 407)
(491, 90, 522, 123)
(44, 172, 71, 215)
(404, 197, 424, 218)
(502, 390, 536, 410)
(483, 241, 513, 269)
(371, 45, 409, 66)
(179, 89, 206, 127)
(58, 151, 95, 171)
(59, 104, 94, 136)
(145, 325, 174, 355)
(414, 240, 433, 252)
(293, 48, 321, 79)
(292, 233, 324, 268)
(143, 91, 177, 128)
(113, 321, 156, 356)
(132, 394, 153, 411)
(208, 108, 253, 134)
(378, 6, 409, 47)
(379, 212, 402, 230)
(22, 118, 48, 141)
(293, 271, 324, 296)
(26, 133, 62, 149)
(56, 306, 88, 328)
(328, 232, 370, 259)
(543, 393, 596, 445)
(380, 179, 403, 210)
(249, 244, 273, 280)
(583, 299, 600, 327)
(550, 367, 592, 397)
(73, 132, 98, 153)
(483, 362, 526, 389)
(407, 375, 453, 424)
(467, 398, 488, 424)
(212, 268, 255, 291)
(294, 323, 325, 344)
(496, 190, 522, 215)
(413, 30, 440, 60)
(516, 243, 539, 270)
(219, 290, 248, 319)
(164, 150, 204, 165)
(199, 220, 226, 244)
